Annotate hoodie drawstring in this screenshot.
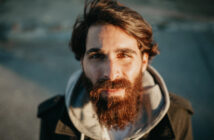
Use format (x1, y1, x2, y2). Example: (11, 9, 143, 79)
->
(80, 133, 85, 140)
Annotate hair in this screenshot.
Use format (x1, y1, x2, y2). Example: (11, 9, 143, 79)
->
(70, 0, 159, 61)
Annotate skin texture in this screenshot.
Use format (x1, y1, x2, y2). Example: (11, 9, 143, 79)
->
(82, 24, 148, 98)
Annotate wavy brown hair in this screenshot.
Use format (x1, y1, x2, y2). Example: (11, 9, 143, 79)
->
(70, 0, 159, 61)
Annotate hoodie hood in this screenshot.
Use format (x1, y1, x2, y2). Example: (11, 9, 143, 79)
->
(65, 65, 170, 140)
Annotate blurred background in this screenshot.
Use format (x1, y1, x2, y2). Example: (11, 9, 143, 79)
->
(0, 0, 214, 139)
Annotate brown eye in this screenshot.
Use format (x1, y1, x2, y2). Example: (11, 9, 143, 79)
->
(117, 53, 130, 58)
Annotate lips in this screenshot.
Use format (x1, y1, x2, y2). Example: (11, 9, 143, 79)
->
(101, 88, 125, 98)
(106, 89, 121, 92)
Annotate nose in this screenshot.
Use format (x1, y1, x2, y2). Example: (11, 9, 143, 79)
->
(102, 59, 121, 81)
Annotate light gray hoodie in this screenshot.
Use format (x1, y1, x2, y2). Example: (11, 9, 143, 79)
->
(65, 66, 170, 140)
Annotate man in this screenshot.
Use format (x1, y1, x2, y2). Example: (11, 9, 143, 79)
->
(37, 0, 193, 140)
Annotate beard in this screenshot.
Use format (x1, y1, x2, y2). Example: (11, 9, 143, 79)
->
(83, 72, 144, 130)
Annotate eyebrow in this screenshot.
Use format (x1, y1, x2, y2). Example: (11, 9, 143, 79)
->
(115, 48, 137, 55)
(86, 48, 102, 55)
(86, 48, 137, 55)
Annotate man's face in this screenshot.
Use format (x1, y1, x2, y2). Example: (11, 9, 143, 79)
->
(82, 24, 149, 129)
(82, 24, 148, 99)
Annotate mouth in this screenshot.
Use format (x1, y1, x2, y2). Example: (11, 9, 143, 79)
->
(101, 88, 125, 98)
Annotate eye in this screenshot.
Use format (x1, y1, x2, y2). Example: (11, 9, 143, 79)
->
(117, 53, 131, 59)
(88, 53, 105, 60)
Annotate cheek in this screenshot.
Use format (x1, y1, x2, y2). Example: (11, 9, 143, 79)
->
(83, 60, 100, 84)
(121, 61, 142, 82)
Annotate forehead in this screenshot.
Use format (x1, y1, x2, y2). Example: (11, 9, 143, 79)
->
(86, 24, 139, 52)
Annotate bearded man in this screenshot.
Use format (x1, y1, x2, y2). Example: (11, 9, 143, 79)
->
(37, 0, 193, 140)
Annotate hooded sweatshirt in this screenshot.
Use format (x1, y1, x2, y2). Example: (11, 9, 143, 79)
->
(65, 65, 170, 140)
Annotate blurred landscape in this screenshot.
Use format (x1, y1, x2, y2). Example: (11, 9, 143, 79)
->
(0, 0, 214, 139)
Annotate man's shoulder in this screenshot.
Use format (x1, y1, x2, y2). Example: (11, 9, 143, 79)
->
(169, 93, 194, 115)
(37, 95, 65, 118)
(164, 93, 194, 140)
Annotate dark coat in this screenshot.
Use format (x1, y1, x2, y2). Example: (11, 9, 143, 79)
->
(37, 93, 193, 140)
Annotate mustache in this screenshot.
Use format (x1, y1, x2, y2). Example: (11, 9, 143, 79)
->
(93, 78, 131, 91)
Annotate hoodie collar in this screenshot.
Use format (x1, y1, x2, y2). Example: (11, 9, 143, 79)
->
(65, 65, 170, 140)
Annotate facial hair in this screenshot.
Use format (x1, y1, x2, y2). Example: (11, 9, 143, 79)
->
(83, 72, 144, 130)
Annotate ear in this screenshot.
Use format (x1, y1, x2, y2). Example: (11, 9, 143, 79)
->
(142, 53, 149, 72)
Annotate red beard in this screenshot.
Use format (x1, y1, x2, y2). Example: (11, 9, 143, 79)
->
(83, 72, 144, 130)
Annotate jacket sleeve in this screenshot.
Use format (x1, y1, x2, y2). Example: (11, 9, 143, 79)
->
(37, 95, 65, 140)
(39, 118, 52, 140)
(168, 93, 194, 140)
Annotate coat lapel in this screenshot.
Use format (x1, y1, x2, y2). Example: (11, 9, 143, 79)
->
(54, 104, 80, 138)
